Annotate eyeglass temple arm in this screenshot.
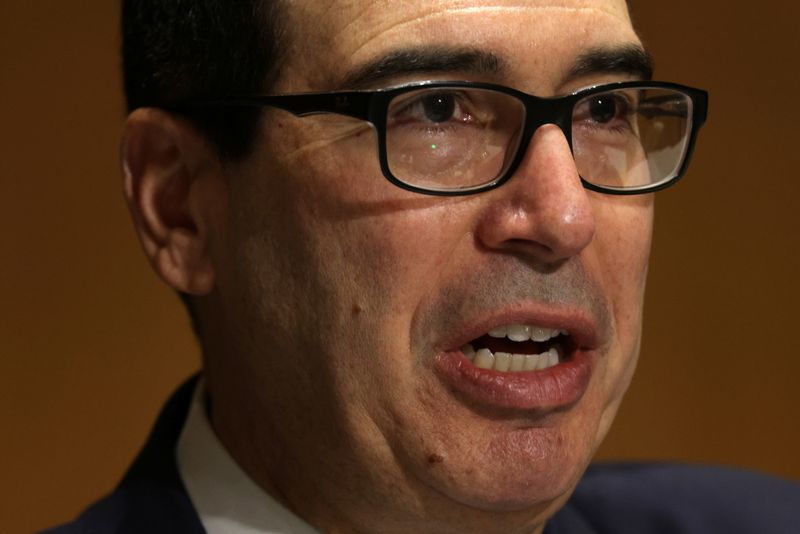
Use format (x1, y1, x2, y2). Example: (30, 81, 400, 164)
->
(187, 92, 375, 121)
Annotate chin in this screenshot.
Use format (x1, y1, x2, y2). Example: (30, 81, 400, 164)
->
(409, 416, 597, 515)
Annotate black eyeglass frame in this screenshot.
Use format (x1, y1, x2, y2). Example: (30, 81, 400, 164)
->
(176, 80, 708, 197)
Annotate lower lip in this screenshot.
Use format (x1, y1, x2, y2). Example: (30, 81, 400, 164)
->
(433, 349, 594, 411)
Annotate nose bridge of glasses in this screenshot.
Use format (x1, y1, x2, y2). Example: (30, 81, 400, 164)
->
(510, 94, 575, 168)
(521, 94, 574, 141)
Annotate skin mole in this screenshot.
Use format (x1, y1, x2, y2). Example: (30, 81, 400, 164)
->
(427, 453, 445, 465)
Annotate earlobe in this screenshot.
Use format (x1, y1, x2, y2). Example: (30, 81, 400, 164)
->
(121, 108, 217, 296)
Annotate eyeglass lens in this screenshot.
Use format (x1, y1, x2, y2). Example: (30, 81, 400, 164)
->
(385, 86, 694, 192)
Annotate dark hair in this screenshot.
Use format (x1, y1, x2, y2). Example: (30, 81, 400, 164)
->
(122, 1, 287, 335)
(122, 0, 286, 160)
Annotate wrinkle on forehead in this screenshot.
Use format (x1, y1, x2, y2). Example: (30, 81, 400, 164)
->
(294, 1, 630, 49)
(346, 6, 631, 59)
(285, 0, 634, 90)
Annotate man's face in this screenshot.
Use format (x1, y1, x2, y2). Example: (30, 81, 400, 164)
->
(207, 0, 652, 531)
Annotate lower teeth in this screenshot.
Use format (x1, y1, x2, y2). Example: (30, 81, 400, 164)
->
(462, 344, 559, 372)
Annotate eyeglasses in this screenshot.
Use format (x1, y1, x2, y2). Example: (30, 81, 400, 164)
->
(184, 80, 708, 196)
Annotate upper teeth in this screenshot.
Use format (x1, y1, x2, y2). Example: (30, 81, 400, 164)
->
(488, 324, 566, 342)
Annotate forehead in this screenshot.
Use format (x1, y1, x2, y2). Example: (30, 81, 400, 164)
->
(280, 0, 638, 92)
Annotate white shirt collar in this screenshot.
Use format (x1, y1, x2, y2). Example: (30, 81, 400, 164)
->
(177, 379, 320, 534)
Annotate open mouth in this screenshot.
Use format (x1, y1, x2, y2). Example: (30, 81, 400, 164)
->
(460, 324, 572, 373)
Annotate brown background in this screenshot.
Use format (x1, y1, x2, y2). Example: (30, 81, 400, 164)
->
(2, 1, 799, 532)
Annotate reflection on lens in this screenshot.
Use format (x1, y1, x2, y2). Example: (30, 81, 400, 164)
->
(383, 84, 695, 193)
(386, 87, 525, 191)
(574, 88, 692, 190)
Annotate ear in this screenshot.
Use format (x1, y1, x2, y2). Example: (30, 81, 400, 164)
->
(121, 108, 220, 296)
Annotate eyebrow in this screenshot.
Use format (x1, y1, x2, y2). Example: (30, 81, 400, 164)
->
(565, 44, 654, 84)
(337, 43, 654, 91)
(338, 46, 506, 90)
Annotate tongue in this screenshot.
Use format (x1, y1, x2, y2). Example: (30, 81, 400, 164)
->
(472, 335, 545, 355)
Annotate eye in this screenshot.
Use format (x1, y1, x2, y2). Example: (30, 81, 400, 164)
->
(421, 93, 457, 123)
(587, 94, 627, 124)
(573, 89, 638, 136)
(390, 89, 475, 128)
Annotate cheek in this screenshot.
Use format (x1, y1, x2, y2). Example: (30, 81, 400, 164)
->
(233, 125, 469, 363)
(279, 134, 468, 315)
(589, 195, 653, 399)
(312, 203, 470, 376)
(592, 195, 653, 323)
(567, 196, 653, 447)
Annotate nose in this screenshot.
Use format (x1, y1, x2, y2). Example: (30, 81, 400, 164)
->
(474, 124, 596, 264)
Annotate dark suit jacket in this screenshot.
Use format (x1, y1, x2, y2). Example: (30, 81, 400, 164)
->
(44, 378, 800, 533)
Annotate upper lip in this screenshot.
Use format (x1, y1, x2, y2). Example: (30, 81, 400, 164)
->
(436, 301, 603, 353)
